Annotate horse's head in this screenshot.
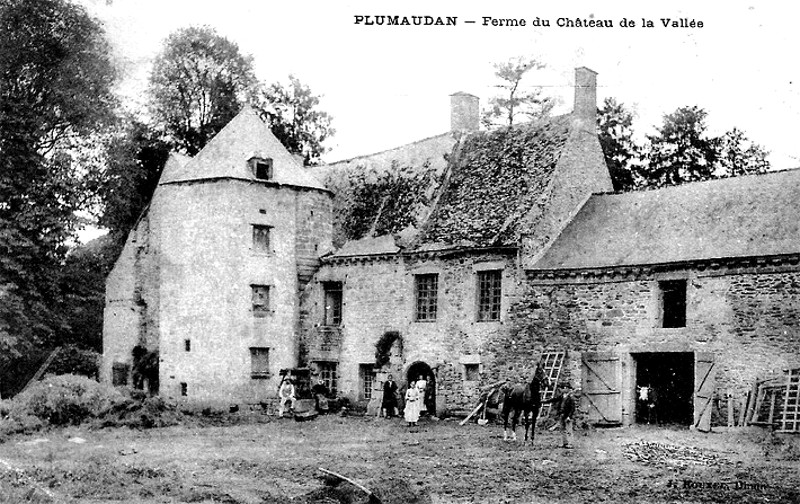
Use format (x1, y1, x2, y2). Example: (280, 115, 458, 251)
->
(531, 364, 551, 389)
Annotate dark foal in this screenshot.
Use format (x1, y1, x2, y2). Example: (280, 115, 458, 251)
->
(502, 367, 549, 442)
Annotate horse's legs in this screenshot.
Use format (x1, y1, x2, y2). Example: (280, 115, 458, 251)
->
(527, 406, 540, 443)
(510, 407, 519, 441)
(502, 403, 511, 441)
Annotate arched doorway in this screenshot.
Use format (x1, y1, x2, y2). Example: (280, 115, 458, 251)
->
(406, 361, 436, 415)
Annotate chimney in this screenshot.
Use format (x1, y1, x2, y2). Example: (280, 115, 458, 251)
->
(450, 92, 479, 133)
(573, 67, 598, 130)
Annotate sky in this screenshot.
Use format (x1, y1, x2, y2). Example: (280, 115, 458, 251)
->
(80, 0, 799, 168)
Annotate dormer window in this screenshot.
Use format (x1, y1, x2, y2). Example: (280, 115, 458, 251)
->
(249, 157, 273, 180)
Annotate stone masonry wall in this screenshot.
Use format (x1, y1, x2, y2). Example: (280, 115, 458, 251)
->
(505, 264, 800, 424)
(300, 250, 520, 413)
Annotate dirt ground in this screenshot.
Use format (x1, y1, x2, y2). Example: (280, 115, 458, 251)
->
(1, 414, 798, 504)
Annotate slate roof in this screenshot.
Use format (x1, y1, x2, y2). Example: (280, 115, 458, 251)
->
(329, 235, 400, 258)
(532, 169, 800, 270)
(159, 107, 327, 192)
(419, 115, 572, 247)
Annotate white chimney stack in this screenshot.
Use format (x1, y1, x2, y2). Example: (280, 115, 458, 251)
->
(450, 92, 480, 133)
(573, 67, 598, 131)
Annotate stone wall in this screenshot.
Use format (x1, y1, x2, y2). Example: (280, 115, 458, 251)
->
(104, 178, 332, 405)
(504, 262, 800, 424)
(300, 250, 520, 413)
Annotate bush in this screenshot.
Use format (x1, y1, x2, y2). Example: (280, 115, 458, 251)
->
(6, 374, 126, 426)
(96, 391, 183, 429)
(47, 345, 100, 378)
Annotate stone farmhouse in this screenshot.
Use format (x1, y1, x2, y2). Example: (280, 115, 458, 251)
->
(103, 68, 800, 429)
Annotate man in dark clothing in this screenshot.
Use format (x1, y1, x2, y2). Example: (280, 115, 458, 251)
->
(381, 375, 399, 418)
(544, 382, 576, 448)
(312, 378, 330, 413)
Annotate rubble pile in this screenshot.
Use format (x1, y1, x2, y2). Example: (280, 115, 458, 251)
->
(623, 441, 731, 468)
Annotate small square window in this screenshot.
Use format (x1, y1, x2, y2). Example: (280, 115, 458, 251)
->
(251, 285, 271, 317)
(477, 270, 502, 322)
(252, 225, 271, 254)
(464, 364, 480, 381)
(415, 274, 438, 322)
(323, 282, 343, 326)
(250, 158, 273, 180)
(112, 363, 129, 387)
(250, 347, 270, 379)
(659, 280, 687, 328)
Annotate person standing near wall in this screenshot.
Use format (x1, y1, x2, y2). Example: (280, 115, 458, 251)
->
(404, 379, 420, 427)
(416, 374, 428, 416)
(382, 375, 399, 418)
(544, 382, 576, 448)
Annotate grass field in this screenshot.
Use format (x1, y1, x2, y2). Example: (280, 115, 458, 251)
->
(1, 413, 799, 503)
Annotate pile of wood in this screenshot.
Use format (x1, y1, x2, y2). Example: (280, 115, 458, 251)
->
(623, 441, 730, 468)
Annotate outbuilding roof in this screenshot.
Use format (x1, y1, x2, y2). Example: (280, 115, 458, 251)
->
(532, 168, 800, 270)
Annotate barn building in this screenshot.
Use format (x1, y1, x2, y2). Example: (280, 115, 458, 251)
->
(103, 68, 800, 429)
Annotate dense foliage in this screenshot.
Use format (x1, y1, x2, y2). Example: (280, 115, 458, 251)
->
(597, 102, 771, 191)
(597, 97, 639, 192)
(2, 374, 124, 427)
(0, 0, 116, 362)
(257, 75, 335, 166)
(148, 26, 258, 156)
(324, 161, 437, 247)
(375, 331, 401, 368)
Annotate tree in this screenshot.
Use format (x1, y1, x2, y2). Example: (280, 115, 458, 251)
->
(637, 107, 771, 189)
(482, 57, 553, 128)
(716, 128, 770, 178)
(256, 75, 335, 166)
(639, 106, 718, 188)
(95, 120, 171, 239)
(148, 26, 258, 156)
(0, 0, 116, 357)
(597, 98, 640, 192)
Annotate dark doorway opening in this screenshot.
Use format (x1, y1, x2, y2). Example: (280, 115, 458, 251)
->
(633, 352, 694, 425)
(406, 361, 436, 415)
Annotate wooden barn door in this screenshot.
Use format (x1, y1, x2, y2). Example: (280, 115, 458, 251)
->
(581, 353, 622, 425)
(693, 353, 716, 432)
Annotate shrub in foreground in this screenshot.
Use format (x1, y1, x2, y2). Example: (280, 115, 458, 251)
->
(4, 374, 126, 427)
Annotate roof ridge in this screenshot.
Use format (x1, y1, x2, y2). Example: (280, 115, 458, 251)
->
(325, 132, 453, 166)
(605, 167, 800, 198)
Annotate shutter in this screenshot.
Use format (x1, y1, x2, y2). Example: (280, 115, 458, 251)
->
(693, 353, 716, 432)
(581, 352, 622, 425)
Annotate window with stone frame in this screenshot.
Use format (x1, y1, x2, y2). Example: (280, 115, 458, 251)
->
(477, 270, 502, 321)
(251, 285, 271, 317)
(317, 362, 338, 396)
(323, 282, 343, 326)
(249, 157, 273, 180)
(252, 225, 271, 254)
(464, 363, 480, 381)
(414, 273, 438, 322)
(250, 347, 270, 379)
(360, 364, 375, 400)
(659, 279, 687, 328)
(112, 363, 129, 386)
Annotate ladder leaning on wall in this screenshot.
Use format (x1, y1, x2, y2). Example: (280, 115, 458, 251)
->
(538, 351, 565, 419)
(778, 367, 800, 433)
